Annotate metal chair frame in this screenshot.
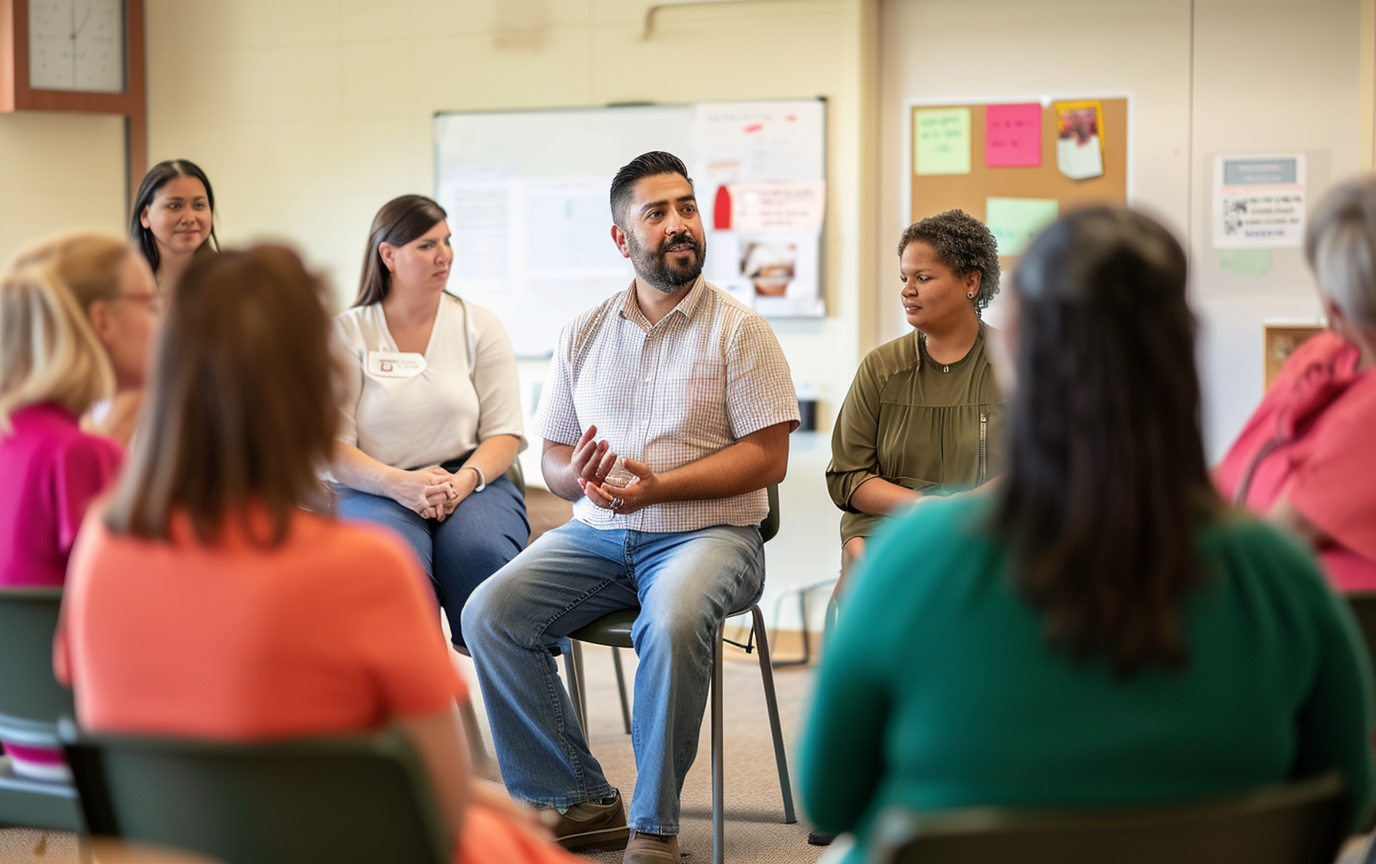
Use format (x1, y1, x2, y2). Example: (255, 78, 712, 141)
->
(560, 485, 796, 864)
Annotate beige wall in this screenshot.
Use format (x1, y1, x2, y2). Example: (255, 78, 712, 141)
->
(1190, 0, 1362, 459)
(0, 112, 126, 263)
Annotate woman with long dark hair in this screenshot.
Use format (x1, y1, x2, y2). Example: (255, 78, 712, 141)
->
(129, 159, 218, 290)
(57, 245, 576, 864)
(111, 159, 217, 442)
(800, 207, 1375, 863)
(330, 194, 527, 650)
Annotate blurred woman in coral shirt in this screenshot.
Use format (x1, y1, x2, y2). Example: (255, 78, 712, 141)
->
(57, 245, 579, 864)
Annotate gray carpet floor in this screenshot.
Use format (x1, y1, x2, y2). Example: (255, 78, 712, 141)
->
(0, 640, 825, 864)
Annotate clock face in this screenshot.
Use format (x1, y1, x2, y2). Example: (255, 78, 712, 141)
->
(28, 0, 126, 93)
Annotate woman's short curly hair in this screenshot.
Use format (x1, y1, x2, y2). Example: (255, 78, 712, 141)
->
(898, 209, 1001, 314)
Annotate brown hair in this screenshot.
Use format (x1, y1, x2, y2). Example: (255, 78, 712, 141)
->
(354, 195, 447, 307)
(992, 206, 1220, 677)
(0, 233, 130, 427)
(104, 245, 338, 545)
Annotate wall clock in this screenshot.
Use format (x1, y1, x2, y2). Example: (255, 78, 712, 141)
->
(1, 0, 148, 203)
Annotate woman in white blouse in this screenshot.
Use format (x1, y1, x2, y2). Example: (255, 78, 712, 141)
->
(332, 194, 527, 649)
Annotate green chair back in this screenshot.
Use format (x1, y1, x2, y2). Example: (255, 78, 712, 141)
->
(762, 483, 779, 543)
(1343, 592, 1376, 673)
(65, 727, 451, 864)
(871, 772, 1347, 864)
(0, 586, 82, 832)
(0, 587, 74, 745)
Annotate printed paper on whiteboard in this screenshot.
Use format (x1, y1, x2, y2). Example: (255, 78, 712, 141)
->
(1213, 154, 1306, 248)
(692, 101, 824, 183)
(691, 99, 826, 318)
(721, 180, 825, 233)
(712, 231, 824, 318)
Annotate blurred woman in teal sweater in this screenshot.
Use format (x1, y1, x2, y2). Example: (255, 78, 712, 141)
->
(799, 206, 1376, 863)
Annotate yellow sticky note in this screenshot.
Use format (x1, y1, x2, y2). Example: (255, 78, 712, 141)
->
(915, 108, 971, 176)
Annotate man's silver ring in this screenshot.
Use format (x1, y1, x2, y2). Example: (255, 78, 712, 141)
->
(610, 497, 625, 510)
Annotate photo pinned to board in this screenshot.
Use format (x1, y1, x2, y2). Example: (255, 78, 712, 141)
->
(1054, 100, 1104, 180)
(714, 231, 821, 316)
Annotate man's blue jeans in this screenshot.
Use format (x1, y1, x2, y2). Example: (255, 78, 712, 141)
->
(461, 519, 765, 836)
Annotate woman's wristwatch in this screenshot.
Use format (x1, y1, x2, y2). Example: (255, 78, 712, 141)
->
(462, 464, 486, 492)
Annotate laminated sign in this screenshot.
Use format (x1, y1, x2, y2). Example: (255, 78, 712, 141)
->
(1213, 155, 1306, 248)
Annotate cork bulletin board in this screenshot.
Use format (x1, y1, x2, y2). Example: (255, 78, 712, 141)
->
(908, 97, 1129, 269)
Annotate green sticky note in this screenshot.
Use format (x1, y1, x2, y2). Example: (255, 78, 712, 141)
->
(1219, 248, 1273, 277)
(915, 108, 971, 175)
(985, 197, 1059, 256)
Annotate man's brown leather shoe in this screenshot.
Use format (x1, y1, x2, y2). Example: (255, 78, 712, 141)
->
(538, 790, 629, 851)
(622, 831, 681, 863)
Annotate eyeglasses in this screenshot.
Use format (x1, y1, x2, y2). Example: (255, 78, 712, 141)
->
(117, 291, 168, 314)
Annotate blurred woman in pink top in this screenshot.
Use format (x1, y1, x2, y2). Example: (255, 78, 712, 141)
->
(1216, 176, 1376, 590)
(0, 232, 160, 777)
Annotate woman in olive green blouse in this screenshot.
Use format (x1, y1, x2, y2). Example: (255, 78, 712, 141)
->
(826, 210, 1006, 588)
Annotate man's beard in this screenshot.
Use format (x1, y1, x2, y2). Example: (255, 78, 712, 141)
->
(627, 230, 706, 294)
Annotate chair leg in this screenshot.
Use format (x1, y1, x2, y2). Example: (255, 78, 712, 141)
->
(751, 604, 797, 823)
(611, 647, 632, 735)
(769, 577, 837, 667)
(564, 641, 588, 731)
(457, 694, 494, 779)
(711, 619, 725, 864)
(573, 641, 589, 729)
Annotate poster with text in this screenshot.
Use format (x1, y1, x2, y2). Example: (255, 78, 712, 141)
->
(693, 99, 826, 317)
(1213, 154, 1306, 248)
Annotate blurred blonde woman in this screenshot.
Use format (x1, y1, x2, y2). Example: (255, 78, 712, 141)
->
(0, 232, 159, 778)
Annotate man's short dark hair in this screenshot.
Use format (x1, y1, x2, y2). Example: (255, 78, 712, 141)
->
(610, 151, 693, 229)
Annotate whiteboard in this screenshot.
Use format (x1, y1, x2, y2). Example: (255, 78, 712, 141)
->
(434, 99, 825, 357)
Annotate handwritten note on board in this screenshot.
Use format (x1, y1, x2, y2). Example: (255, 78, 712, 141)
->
(984, 103, 1041, 168)
(914, 108, 971, 175)
(985, 197, 1059, 257)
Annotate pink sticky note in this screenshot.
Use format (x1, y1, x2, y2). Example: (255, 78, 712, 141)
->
(985, 103, 1042, 168)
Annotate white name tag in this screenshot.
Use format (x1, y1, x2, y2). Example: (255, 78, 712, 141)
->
(367, 351, 427, 378)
